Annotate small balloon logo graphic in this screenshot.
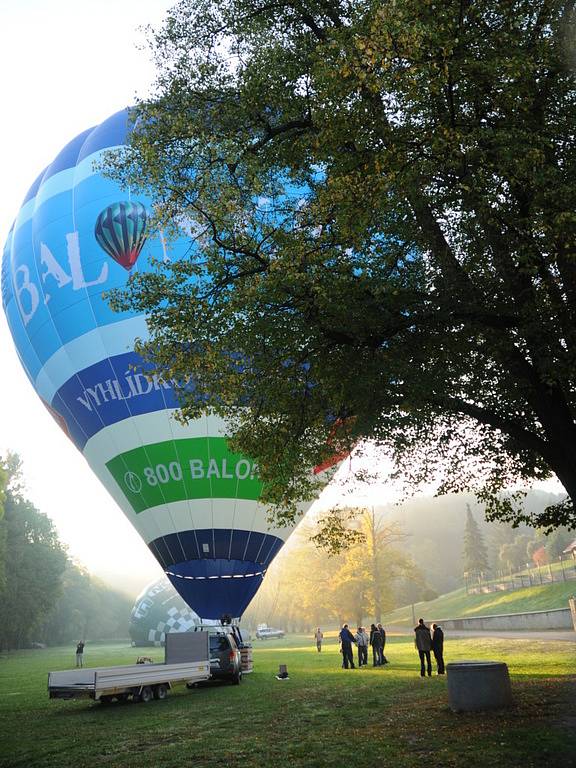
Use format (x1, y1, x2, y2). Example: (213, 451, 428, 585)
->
(94, 201, 148, 270)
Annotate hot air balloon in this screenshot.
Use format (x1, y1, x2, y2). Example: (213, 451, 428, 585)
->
(130, 577, 200, 647)
(2, 109, 333, 621)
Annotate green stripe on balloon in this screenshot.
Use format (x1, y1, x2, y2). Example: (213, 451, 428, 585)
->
(106, 437, 262, 514)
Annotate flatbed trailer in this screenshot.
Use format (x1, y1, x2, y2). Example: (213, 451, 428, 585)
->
(48, 633, 210, 704)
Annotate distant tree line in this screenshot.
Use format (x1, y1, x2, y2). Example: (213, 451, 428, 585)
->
(0, 455, 132, 651)
(463, 504, 574, 579)
(378, 490, 574, 596)
(35, 561, 133, 648)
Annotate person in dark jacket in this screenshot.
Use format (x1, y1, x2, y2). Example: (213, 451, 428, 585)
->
(431, 623, 445, 674)
(339, 624, 357, 669)
(377, 623, 388, 664)
(75, 640, 85, 668)
(369, 623, 382, 666)
(414, 618, 432, 677)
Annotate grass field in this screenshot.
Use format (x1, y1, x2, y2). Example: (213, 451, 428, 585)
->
(383, 581, 576, 626)
(0, 634, 574, 768)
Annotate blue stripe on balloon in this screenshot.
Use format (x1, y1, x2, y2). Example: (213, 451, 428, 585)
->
(39, 127, 95, 184)
(34, 168, 78, 212)
(39, 110, 128, 186)
(150, 530, 284, 568)
(155, 530, 284, 619)
(76, 110, 129, 166)
(4, 300, 40, 387)
(13, 149, 127, 234)
(20, 167, 49, 206)
(51, 352, 183, 450)
(165, 566, 266, 620)
(35, 316, 149, 404)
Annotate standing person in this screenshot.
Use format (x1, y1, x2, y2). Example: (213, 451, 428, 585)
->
(369, 623, 382, 666)
(75, 640, 85, 668)
(431, 623, 445, 674)
(355, 626, 369, 667)
(314, 627, 324, 653)
(414, 618, 432, 677)
(377, 623, 388, 665)
(339, 624, 357, 669)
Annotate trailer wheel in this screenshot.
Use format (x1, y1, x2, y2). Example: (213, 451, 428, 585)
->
(139, 686, 154, 703)
(154, 684, 168, 700)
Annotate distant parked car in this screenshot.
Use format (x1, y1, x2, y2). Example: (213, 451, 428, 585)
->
(255, 624, 285, 640)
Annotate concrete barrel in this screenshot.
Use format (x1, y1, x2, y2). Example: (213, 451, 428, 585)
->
(447, 661, 513, 712)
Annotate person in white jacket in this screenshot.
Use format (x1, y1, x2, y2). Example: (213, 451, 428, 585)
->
(354, 626, 369, 667)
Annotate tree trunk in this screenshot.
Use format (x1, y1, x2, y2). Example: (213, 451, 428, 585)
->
(370, 508, 382, 623)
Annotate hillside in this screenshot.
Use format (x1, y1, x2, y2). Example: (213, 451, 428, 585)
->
(383, 580, 576, 626)
(381, 489, 565, 595)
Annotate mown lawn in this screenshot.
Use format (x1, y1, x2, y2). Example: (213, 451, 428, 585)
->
(383, 581, 576, 625)
(0, 634, 574, 768)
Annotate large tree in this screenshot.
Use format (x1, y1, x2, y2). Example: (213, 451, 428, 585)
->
(243, 510, 419, 629)
(109, 0, 576, 531)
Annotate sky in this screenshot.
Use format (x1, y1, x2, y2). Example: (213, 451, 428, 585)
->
(0, 0, 407, 596)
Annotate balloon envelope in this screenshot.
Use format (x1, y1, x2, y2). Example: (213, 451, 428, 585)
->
(2, 109, 318, 619)
(130, 576, 200, 646)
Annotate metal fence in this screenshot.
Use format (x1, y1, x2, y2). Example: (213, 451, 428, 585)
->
(465, 557, 576, 595)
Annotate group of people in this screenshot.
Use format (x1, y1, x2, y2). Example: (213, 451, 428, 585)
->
(337, 623, 389, 669)
(314, 623, 389, 669)
(414, 618, 445, 677)
(315, 618, 445, 676)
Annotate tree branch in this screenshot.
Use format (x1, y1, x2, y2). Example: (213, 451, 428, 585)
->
(428, 394, 550, 457)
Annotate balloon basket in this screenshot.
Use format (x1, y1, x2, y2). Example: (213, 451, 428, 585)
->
(240, 644, 253, 674)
